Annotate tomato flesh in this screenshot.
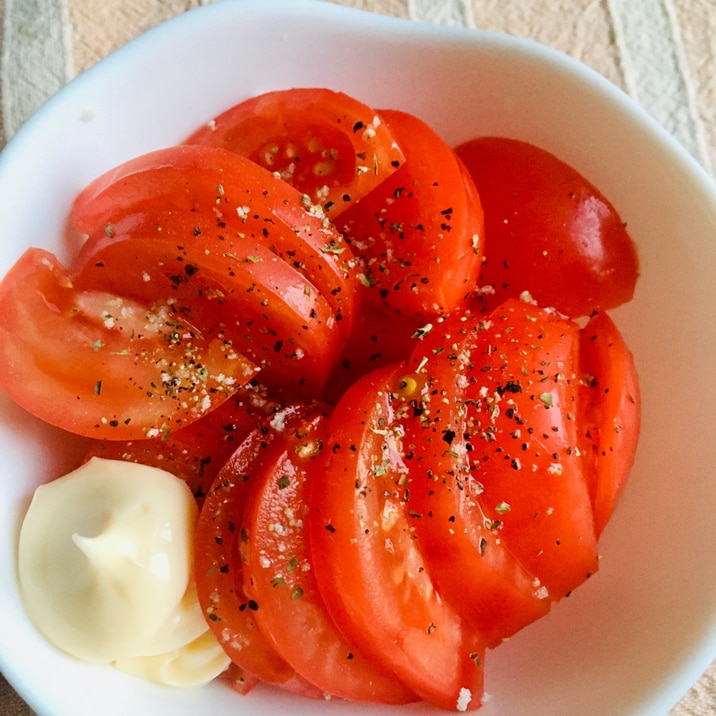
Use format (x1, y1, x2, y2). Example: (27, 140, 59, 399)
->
(324, 303, 422, 404)
(239, 407, 417, 703)
(462, 299, 599, 599)
(309, 364, 485, 711)
(183, 88, 405, 215)
(193, 411, 303, 685)
(402, 310, 553, 644)
(74, 225, 342, 398)
(0, 248, 256, 439)
(85, 380, 285, 502)
(339, 109, 484, 317)
(72, 144, 361, 343)
(578, 311, 641, 536)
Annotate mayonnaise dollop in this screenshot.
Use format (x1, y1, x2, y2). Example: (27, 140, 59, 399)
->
(18, 457, 229, 687)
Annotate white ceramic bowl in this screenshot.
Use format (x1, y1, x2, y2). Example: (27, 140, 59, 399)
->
(1, 1, 714, 714)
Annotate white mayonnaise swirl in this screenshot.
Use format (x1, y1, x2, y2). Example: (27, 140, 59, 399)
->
(18, 457, 228, 687)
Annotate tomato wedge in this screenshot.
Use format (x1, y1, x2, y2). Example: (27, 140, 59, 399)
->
(0, 248, 256, 439)
(308, 364, 485, 711)
(73, 221, 342, 397)
(462, 299, 599, 599)
(72, 144, 361, 340)
(239, 407, 417, 703)
(456, 136, 639, 318)
(338, 109, 484, 317)
(578, 311, 641, 536)
(401, 310, 552, 645)
(193, 407, 309, 687)
(183, 88, 405, 215)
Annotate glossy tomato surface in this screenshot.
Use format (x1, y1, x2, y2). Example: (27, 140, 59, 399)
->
(239, 407, 417, 704)
(456, 137, 639, 318)
(309, 364, 485, 711)
(339, 109, 484, 317)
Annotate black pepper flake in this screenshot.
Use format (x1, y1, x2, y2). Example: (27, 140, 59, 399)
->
(498, 380, 522, 395)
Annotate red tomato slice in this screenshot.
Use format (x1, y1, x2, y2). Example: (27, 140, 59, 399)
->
(578, 311, 641, 537)
(455, 137, 639, 318)
(85, 380, 285, 503)
(220, 662, 260, 696)
(463, 299, 599, 600)
(239, 407, 417, 703)
(308, 364, 485, 711)
(73, 223, 342, 398)
(337, 108, 484, 317)
(72, 144, 361, 340)
(0, 248, 256, 439)
(401, 311, 552, 645)
(183, 88, 405, 215)
(193, 407, 306, 686)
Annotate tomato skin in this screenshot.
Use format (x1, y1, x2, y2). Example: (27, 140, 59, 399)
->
(72, 145, 361, 339)
(339, 109, 484, 317)
(455, 137, 638, 318)
(308, 364, 485, 711)
(578, 311, 641, 536)
(183, 88, 405, 215)
(239, 407, 417, 704)
(0, 248, 256, 439)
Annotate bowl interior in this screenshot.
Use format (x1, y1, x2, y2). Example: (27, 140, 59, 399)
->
(0, 2, 714, 715)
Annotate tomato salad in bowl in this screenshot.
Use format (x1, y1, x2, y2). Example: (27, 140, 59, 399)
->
(1, 2, 715, 716)
(0, 84, 640, 713)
